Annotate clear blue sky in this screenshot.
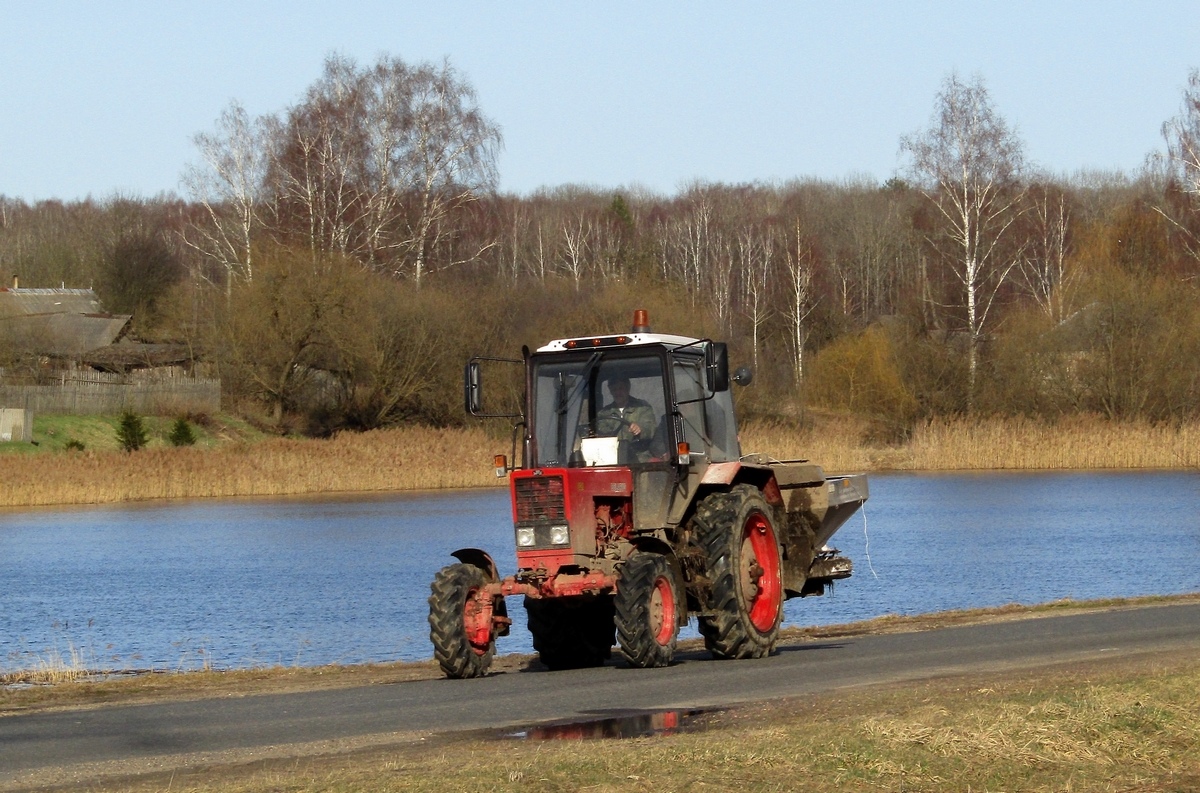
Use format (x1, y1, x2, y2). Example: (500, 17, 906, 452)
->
(1, 2, 1197, 201)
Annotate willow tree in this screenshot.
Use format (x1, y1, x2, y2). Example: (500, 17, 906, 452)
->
(901, 74, 1027, 404)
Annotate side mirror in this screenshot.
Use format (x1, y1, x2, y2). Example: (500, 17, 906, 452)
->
(706, 342, 730, 392)
(732, 366, 754, 387)
(464, 361, 483, 415)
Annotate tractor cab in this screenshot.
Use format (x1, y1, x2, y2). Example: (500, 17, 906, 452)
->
(527, 334, 741, 471)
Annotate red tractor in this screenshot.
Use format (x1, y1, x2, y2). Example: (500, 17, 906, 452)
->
(428, 311, 868, 677)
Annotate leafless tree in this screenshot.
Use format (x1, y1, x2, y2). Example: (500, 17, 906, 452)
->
(737, 225, 775, 371)
(901, 73, 1028, 402)
(391, 58, 502, 281)
(559, 212, 590, 288)
(182, 101, 270, 294)
(1157, 68, 1200, 263)
(784, 221, 819, 385)
(679, 189, 715, 303)
(264, 54, 502, 281)
(1018, 183, 1073, 322)
(1163, 69, 1200, 196)
(709, 234, 736, 334)
(271, 54, 371, 261)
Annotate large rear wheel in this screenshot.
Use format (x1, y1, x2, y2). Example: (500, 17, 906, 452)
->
(695, 484, 783, 659)
(428, 563, 497, 679)
(524, 596, 614, 670)
(615, 551, 680, 668)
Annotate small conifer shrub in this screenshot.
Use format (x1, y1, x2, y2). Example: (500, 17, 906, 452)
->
(169, 417, 197, 447)
(116, 411, 149, 452)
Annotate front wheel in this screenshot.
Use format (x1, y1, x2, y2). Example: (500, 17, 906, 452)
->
(615, 551, 680, 668)
(428, 563, 497, 679)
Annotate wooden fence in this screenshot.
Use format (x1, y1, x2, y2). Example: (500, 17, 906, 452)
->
(0, 377, 221, 415)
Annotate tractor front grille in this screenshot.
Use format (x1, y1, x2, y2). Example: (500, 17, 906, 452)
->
(514, 475, 565, 524)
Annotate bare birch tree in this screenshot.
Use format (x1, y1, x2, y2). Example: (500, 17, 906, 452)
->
(901, 73, 1028, 402)
(1163, 69, 1200, 196)
(395, 59, 501, 281)
(737, 225, 774, 371)
(270, 54, 365, 261)
(1018, 183, 1073, 322)
(182, 101, 270, 293)
(680, 190, 714, 302)
(559, 212, 590, 289)
(709, 234, 736, 334)
(266, 54, 501, 280)
(1158, 68, 1200, 262)
(784, 221, 819, 385)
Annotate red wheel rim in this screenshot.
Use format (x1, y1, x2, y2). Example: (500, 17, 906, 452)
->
(740, 512, 781, 633)
(462, 587, 493, 655)
(649, 574, 676, 646)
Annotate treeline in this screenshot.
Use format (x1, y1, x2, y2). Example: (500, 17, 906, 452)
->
(2, 57, 1199, 437)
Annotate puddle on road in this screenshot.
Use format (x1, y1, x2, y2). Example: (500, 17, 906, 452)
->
(505, 708, 716, 740)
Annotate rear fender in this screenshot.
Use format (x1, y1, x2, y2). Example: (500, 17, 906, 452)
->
(629, 536, 672, 557)
(698, 463, 782, 506)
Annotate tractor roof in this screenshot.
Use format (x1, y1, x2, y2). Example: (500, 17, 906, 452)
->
(536, 332, 701, 353)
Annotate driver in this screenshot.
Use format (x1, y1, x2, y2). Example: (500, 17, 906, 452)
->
(596, 375, 656, 461)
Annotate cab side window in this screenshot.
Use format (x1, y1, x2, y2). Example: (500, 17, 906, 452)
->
(672, 359, 707, 453)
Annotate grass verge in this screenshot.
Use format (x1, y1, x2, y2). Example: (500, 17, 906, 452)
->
(13, 641, 1200, 791)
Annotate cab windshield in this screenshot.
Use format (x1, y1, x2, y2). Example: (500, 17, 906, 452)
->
(531, 353, 667, 467)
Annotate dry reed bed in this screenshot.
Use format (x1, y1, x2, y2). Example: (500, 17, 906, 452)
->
(743, 416, 1200, 472)
(0, 425, 501, 508)
(2, 417, 1197, 508)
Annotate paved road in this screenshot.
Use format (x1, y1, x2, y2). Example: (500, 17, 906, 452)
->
(3, 603, 1199, 787)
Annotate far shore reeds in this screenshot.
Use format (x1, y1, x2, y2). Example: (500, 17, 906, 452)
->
(0, 416, 1196, 508)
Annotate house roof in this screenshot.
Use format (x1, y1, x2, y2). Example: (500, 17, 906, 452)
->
(0, 287, 110, 317)
(82, 342, 192, 371)
(0, 288, 131, 356)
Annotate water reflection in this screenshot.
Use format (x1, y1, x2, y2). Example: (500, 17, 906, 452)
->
(507, 709, 709, 740)
(1, 472, 1197, 671)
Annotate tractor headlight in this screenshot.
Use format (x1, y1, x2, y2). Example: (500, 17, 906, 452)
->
(549, 525, 570, 546)
(516, 527, 536, 547)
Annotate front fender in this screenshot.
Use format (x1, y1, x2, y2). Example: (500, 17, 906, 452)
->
(451, 548, 499, 581)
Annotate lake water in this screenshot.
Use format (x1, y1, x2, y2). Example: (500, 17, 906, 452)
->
(2, 472, 1198, 671)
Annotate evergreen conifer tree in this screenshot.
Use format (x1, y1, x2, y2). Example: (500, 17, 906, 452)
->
(117, 411, 149, 452)
(168, 417, 197, 447)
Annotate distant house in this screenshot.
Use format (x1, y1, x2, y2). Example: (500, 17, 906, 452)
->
(0, 282, 218, 416)
(0, 283, 194, 373)
(0, 285, 131, 357)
